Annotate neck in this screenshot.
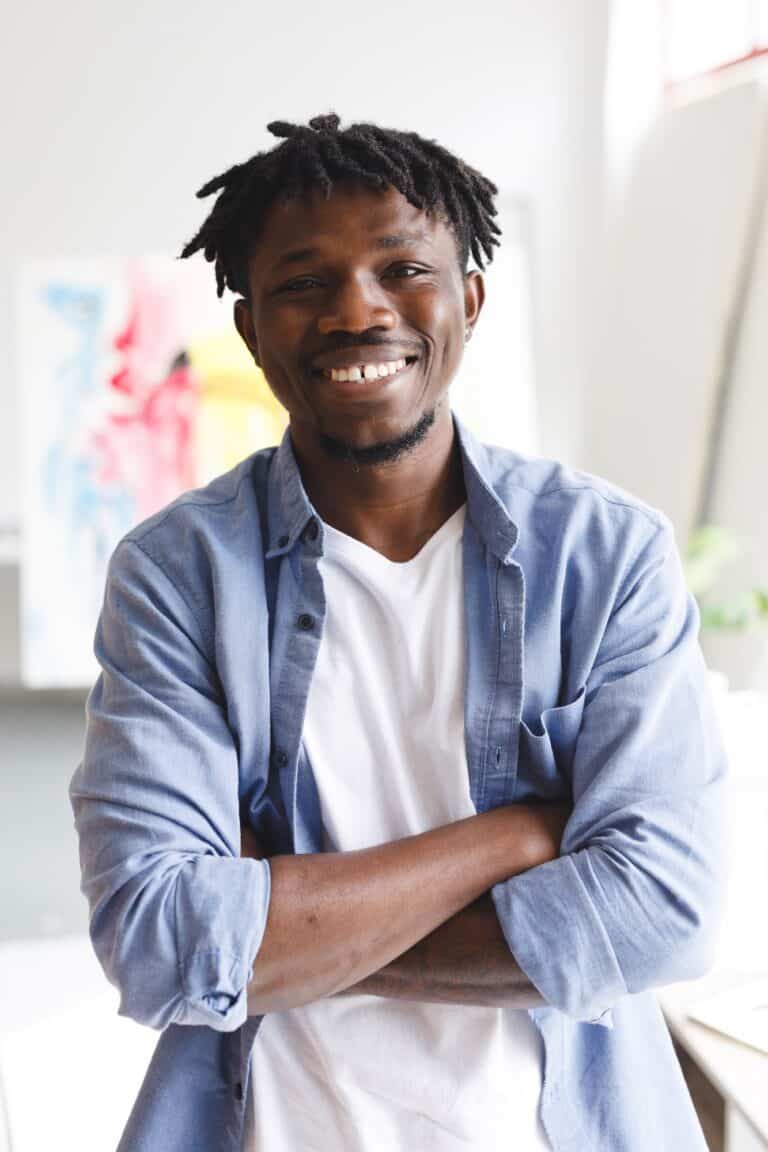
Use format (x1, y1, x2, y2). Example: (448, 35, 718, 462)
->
(289, 408, 466, 562)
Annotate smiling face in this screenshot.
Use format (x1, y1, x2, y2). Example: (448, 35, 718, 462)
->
(234, 180, 484, 464)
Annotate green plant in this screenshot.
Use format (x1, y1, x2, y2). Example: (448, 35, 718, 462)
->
(683, 524, 768, 633)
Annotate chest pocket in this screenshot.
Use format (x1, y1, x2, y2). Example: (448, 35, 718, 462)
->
(515, 687, 586, 801)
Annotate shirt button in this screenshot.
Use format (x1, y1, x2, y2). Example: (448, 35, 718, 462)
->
(273, 749, 288, 768)
(302, 519, 319, 542)
(297, 613, 314, 631)
(277, 534, 289, 548)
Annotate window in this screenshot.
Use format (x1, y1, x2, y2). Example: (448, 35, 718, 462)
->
(663, 0, 768, 84)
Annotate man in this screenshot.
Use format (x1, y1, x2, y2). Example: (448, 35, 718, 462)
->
(70, 113, 726, 1151)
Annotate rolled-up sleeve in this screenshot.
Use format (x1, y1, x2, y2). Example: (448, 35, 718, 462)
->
(492, 517, 728, 1023)
(70, 538, 271, 1032)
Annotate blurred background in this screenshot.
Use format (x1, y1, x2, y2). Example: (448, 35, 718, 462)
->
(1, 1, 767, 1149)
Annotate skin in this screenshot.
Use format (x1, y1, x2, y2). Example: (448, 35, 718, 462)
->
(234, 180, 562, 1011)
(233, 179, 481, 561)
(240, 823, 556, 1010)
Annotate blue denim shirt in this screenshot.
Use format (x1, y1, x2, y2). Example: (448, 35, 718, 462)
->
(70, 412, 726, 1151)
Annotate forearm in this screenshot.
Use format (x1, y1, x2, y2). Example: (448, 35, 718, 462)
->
(340, 895, 546, 1008)
(246, 804, 564, 1015)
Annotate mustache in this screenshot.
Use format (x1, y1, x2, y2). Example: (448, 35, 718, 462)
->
(312, 337, 421, 354)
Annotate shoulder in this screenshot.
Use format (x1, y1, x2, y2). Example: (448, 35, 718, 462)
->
(124, 447, 275, 551)
(478, 440, 673, 562)
(107, 447, 277, 619)
(479, 440, 666, 530)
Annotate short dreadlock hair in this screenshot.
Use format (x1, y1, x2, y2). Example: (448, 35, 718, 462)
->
(179, 112, 501, 299)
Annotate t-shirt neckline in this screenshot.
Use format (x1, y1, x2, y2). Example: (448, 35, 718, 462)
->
(320, 502, 467, 570)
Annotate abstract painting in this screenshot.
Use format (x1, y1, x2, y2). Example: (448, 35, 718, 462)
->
(19, 256, 286, 688)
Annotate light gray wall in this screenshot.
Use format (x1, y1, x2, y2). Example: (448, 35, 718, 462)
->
(0, 697, 88, 940)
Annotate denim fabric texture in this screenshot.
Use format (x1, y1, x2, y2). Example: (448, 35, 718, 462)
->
(70, 411, 726, 1151)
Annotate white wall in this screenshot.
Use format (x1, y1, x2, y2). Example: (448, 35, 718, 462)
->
(583, 81, 767, 542)
(0, 0, 611, 536)
(581, 76, 768, 689)
(0, 0, 612, 936)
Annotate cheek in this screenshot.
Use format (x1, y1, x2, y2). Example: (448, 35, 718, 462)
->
(425, 296, 463, 374)
(256, 314, 305, 391)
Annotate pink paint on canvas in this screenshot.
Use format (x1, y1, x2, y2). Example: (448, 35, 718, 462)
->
(89, 267, 198, 520)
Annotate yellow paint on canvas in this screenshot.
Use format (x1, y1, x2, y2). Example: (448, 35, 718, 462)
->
(186, 329, 287, 484)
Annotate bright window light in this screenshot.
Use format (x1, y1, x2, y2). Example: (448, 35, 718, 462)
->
(664, 0, 768, 83)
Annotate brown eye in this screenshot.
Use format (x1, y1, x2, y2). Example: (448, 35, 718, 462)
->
(387, 265, 424, 278)
(279, 277, 321, 293)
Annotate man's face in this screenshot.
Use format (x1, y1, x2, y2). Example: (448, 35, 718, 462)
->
(234, 181, 484, 458)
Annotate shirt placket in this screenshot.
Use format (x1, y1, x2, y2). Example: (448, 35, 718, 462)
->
(464, 521, 525, 813)
(268, 522, 327, 855)
(487, 556, 525, 809)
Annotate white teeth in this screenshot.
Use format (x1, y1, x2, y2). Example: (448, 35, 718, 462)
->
(326, 358, 409, 383)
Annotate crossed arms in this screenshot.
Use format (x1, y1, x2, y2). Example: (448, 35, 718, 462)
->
(71, 525, 726, 1034)
(239, 805, 568, 1014)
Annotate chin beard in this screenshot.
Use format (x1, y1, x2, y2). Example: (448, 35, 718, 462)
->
(318, 408, 437, 471)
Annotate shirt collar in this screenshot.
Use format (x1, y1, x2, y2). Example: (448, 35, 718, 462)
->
(265, 410, 520, 563)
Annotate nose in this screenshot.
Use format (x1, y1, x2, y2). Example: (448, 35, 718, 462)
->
(316, 273, 397, 336)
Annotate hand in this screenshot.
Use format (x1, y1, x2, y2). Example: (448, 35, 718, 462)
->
(240, 822, 266, 860)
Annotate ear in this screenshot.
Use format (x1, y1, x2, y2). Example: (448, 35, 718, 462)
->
(463, 270, 485, 335)
(233, 298, 262, 368)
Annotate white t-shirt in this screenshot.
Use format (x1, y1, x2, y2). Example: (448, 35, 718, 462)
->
(245, 504, 551, 1151)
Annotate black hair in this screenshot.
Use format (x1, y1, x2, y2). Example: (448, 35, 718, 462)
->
(179, 112, 501, 298)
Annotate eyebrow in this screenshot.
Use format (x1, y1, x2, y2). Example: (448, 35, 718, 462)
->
(272, 230, 432, 270)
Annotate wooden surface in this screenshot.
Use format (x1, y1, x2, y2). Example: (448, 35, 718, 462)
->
(659, 970, 768, 1144)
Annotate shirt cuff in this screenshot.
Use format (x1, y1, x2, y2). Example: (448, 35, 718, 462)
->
(173, 857, 271, 1031)
(491, 853, 623, 1027)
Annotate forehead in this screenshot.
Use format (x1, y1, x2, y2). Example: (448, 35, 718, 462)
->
(248, 182, 457, 276)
